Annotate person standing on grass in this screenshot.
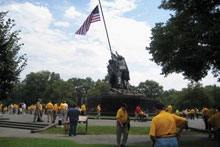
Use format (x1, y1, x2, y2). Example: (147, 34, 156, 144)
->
(96, 104, 101, 119)
(81, 104, 86, 115)
(150, 102, 188, 147)
(66, 103, 81, 136)
(134, 105, 141, 121)
(116, 103, 129, 147)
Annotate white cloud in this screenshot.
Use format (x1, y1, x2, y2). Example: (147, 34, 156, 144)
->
(64, 6, 83, 19)
(54, 21, 70, 27)
(1, 0, 219, 91)
(90, 0, 136, 15)
(2, 2, 53, 32)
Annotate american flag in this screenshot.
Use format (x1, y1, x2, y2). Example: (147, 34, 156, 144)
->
(75, 5, 101, 35)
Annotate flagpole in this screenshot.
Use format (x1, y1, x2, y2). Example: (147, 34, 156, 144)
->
(98, 0, 113, 54)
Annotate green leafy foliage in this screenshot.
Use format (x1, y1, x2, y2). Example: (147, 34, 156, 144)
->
(137, 80, 163, 99)
(0, 12, 27, 101)
(147, 0, 220, 81)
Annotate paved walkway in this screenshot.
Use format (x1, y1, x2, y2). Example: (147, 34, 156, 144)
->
(0, 114, 208, 145)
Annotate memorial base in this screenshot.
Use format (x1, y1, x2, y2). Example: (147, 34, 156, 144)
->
(100, 88, 158, 116)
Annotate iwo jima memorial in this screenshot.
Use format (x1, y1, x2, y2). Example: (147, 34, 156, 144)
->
(78, 0, 158, 115)
(100, 51, 158, 115)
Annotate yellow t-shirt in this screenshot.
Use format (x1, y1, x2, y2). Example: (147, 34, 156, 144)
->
(150, 110, 186, 137)
(81, 105, 86, 111)
(208, 112, 220, 129)
(168, 105, 172, 113)
(53, 104, 58, 112)
(116, 108, 128, 123)
(207, 108, 217, 118)
(13, 104, 18, 109)
(140, 111, 145, 115)
(190, 109, 195, 114)
(3, 107, 7, 111)
(59, 103, 66, 110)
(46, 102, 53, 109)
(202, 107, 208, 116)
(40, 104, 43, 111)
(97, 105, 101, 111)
(32, 105, 36, 110)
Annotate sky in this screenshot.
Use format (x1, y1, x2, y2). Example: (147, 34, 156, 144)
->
(0, 0, 219, 91)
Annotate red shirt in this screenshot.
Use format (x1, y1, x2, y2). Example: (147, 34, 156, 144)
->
(135, 106, 141, 113)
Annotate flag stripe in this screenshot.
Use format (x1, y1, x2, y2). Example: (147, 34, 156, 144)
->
(75, 5, 101, 35)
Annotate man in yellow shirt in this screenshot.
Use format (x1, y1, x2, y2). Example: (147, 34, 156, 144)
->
(46, 100, 54, 123)
(116, 103, 129, 147)
(59, 102, 67, 123)
(81, 104, 86, 115)
(52, 102, 59, 123)
(167, 104, 172, 113)
(190, 109, 195, 120)
(96, 104, 101, 119)
(207, 106, 217, 138)
(208, 106, 220, 147)
(150, 102, 187, 147)
(202, 107, 209, 130)
(3, 106, 8, 114)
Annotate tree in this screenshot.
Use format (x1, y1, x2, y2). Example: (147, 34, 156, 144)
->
(160, 89, 179, 108)
(45, 80, 77, 105)
(146, 0, 220, 81)
(67, 77, 95, 105)
(21, 71, 61, 105)
(0, 12, 27, 101)
(87, 79, 109, 109)
(137, 80, 163, 99)
(176, 83, 214, 110)
(204, 85, 220, 106)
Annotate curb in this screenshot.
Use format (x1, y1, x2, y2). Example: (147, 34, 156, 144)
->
(31, 123, 57, 133)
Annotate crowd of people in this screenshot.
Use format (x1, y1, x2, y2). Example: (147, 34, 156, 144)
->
(0, 101, 219, 147)
(131, 104, 220, 147)
(0, 100, 88, 124)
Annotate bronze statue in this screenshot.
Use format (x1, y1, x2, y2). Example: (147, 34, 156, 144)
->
(107, 52, 130, 89)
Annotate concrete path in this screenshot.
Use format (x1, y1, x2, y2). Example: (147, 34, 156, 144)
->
(0, 114, 208, 145)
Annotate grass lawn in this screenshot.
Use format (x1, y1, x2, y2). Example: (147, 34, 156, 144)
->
(0, 137, 218, 147)
(41, 125, 150, 135)
(41, 125, 203, 135)
(88, 115, 154, 120)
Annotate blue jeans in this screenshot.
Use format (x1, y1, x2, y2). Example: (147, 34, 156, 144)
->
(69, 121, 78, 136)
(155, 137, 178, 147)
